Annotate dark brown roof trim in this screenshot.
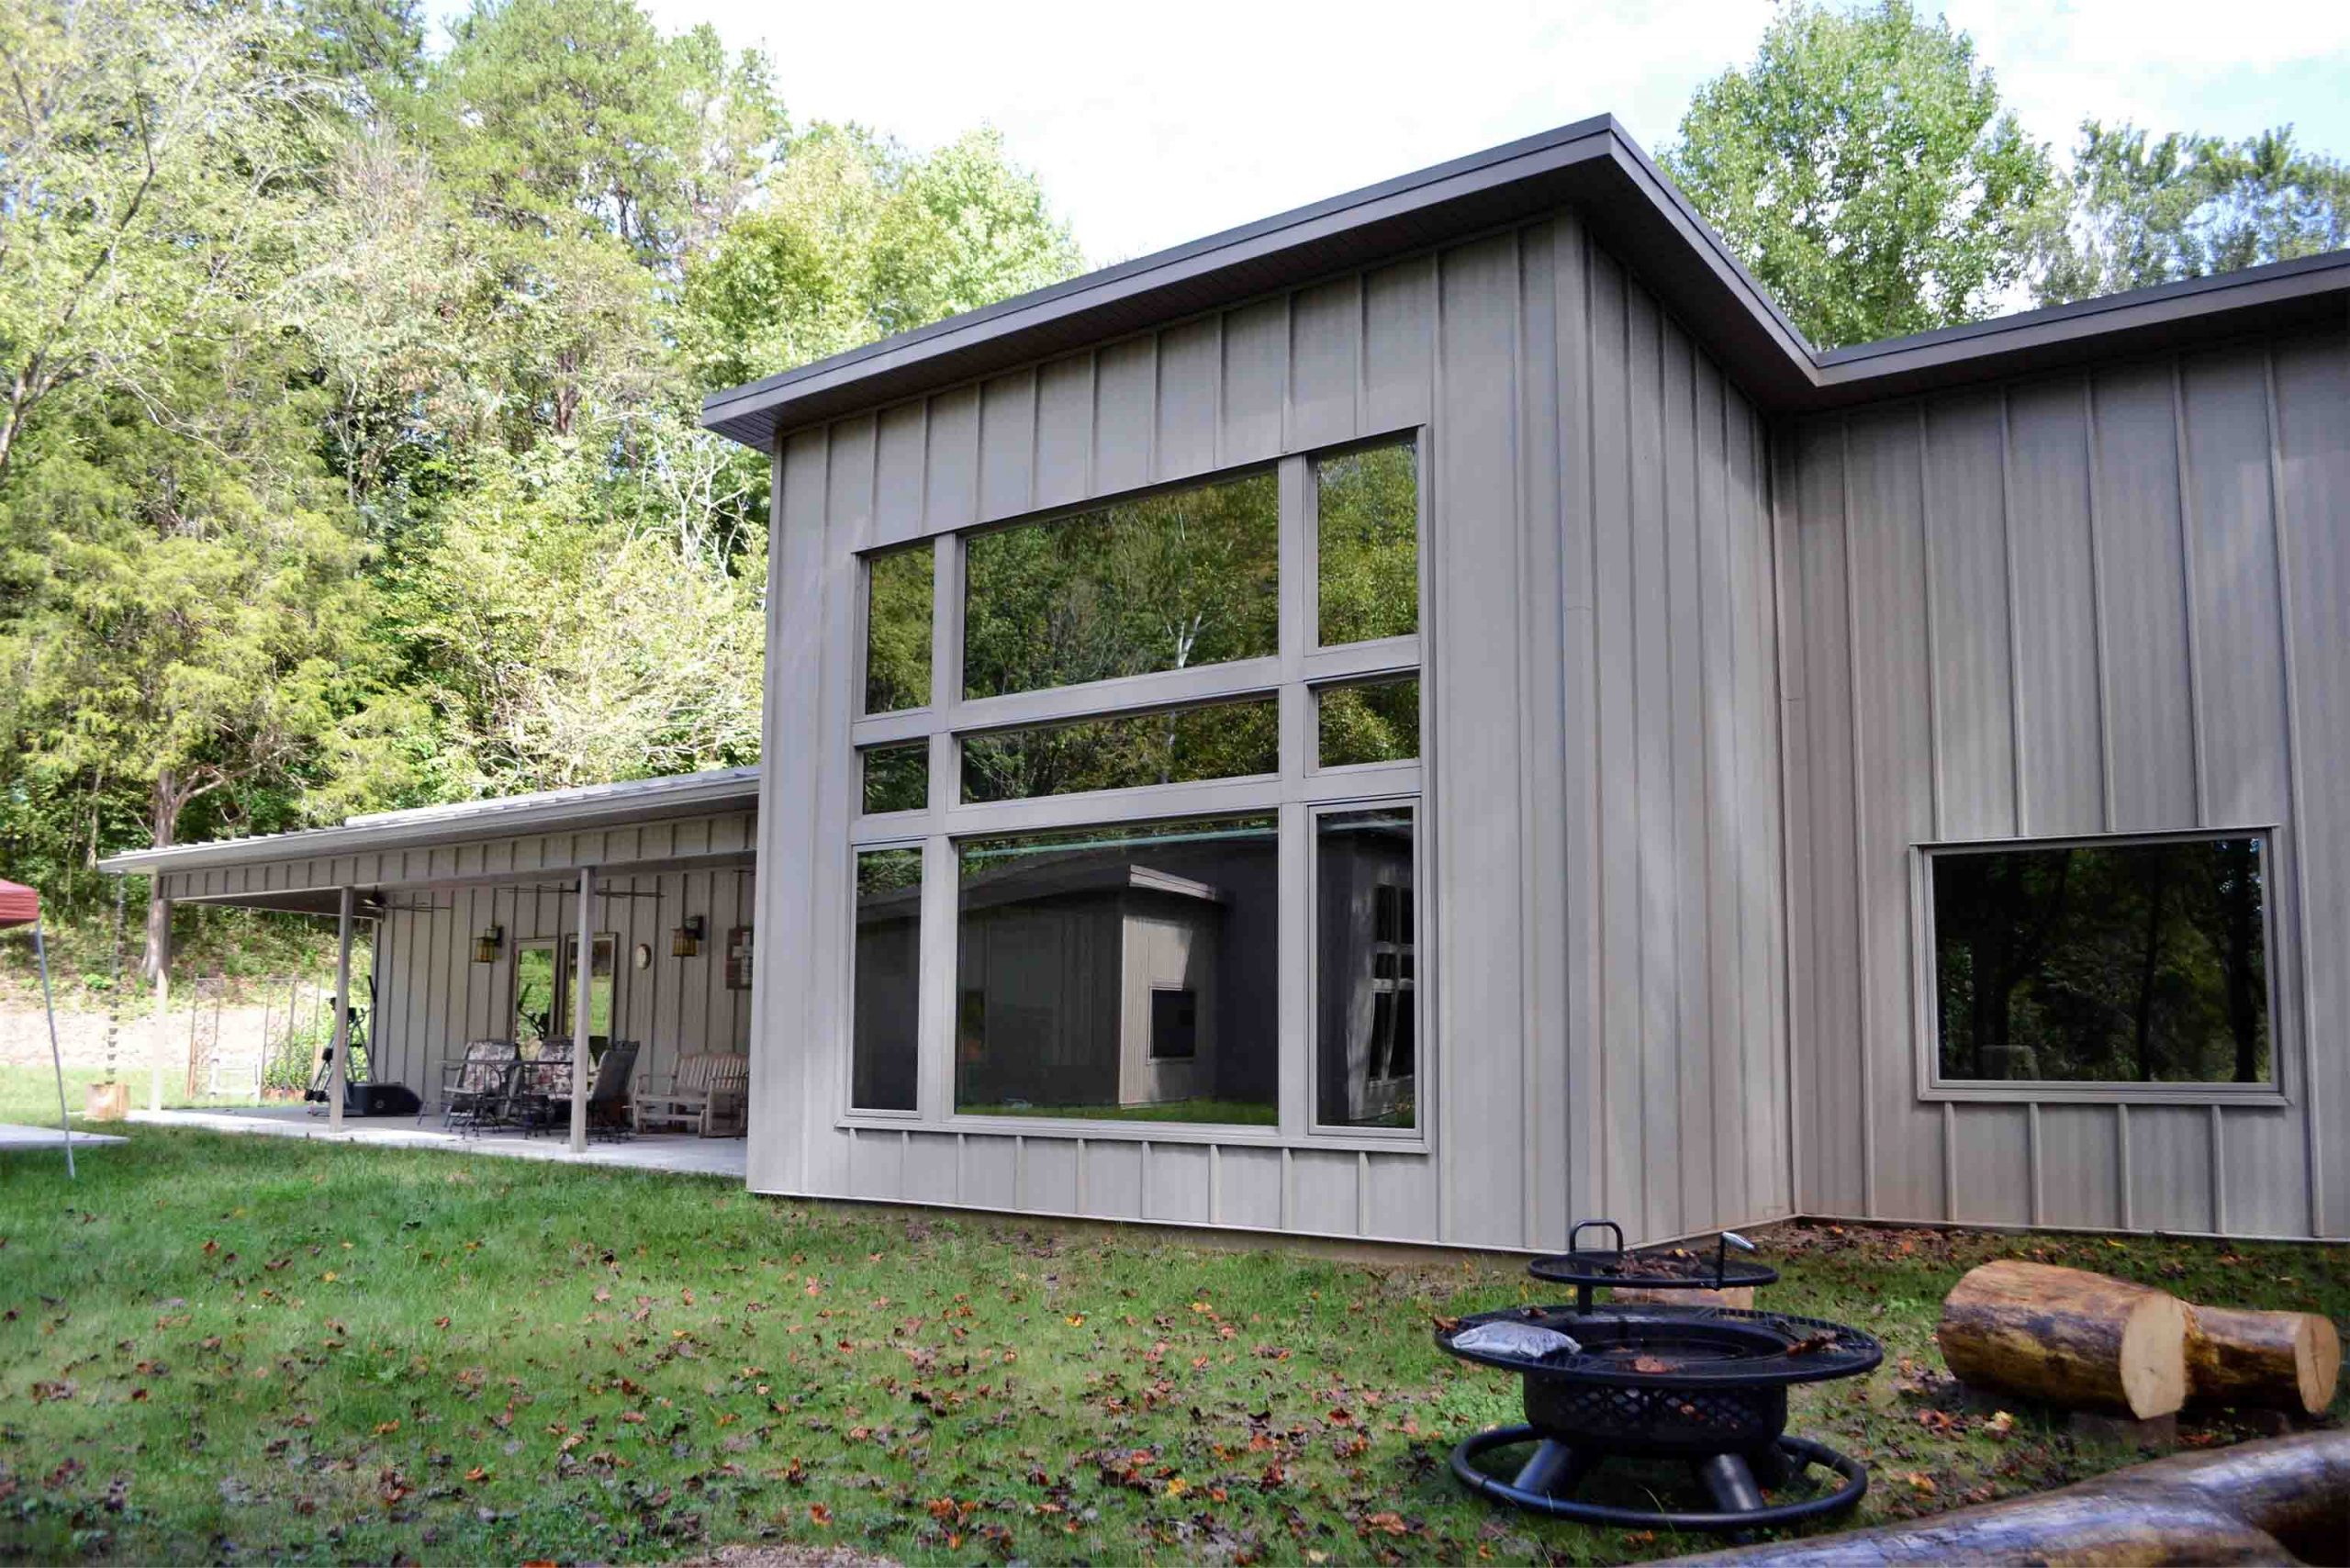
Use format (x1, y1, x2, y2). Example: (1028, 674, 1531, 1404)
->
(700, 119, 2350, 447)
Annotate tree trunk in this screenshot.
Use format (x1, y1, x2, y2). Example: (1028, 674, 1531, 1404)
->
(2185, 1304, 2342, 1417)
(140, 767, 184, 981)
(1677, 1430, 2350, 1566)
(1936, 1259, 2188, 1418)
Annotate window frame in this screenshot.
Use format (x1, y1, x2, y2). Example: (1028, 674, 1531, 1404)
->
(1911, 826, 2290, 1107)
(840, 427, 1433, 1152)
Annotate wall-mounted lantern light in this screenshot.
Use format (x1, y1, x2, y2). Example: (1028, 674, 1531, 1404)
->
(473, 924, 503, 964)
(672, 914, 705, 958)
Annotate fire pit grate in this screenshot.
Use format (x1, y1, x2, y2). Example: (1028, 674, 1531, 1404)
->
(1528, 1220, 1781, 1312)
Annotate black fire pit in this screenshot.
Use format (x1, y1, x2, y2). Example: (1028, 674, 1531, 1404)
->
(1437, 1225, 1883, 1532)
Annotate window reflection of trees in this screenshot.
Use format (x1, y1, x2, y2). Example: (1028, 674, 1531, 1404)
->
(963, 470, 1279, 700)
(1933, 836, 2269, 1084)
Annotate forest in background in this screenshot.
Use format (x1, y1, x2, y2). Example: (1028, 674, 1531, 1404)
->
(1, 0, 2344, 994)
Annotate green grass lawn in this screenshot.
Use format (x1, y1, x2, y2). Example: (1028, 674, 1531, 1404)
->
(1, 1125, 2342, 1564)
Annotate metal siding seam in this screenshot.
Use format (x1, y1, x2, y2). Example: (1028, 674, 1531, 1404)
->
(1357, 1150, 1371, 1237)
(1083, 352, 1100, 498)
(1353, 272, 1369, 438)
(1684, 335, 1716, 1231)
(2082, 376, 2118, 832)
(1838, 420, 1878, 1216)
(1281, 1146, 1294, 1230)
(2210, 1104, 2227, 1234)
(1720, 374, 1750, 1228)
(1208, 1143, 1221, 1225)
(2118, 1103, 2134, 1230)
(1510, 228, 1539, 1250)
(2260, 345, 2324, 1238)
(2028, 1102, 2044, 1226)
(1942, 1101, 1957, 1221)
(2170, 360, 2211, 827)
(1768, 426, 1803, 1216)
(1432, 245, 1452, 1246)
(1025, 369, 1041, 514)
(1211, 312, 1226, 471)
(1917, 403, 1946, 840)
(1997, 390, 2029, 835)
(1281, 292, 1297, 451)
(1561, 216, 1602, 1227)
(1013, 1135, 1027, 1211)
(1076, 1137, 1089, 1212)
(956, 1132, 967, 1207)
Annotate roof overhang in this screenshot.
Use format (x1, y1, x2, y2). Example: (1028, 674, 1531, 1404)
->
(96, 767, 761, 880)
(699, 117, 2350, 446)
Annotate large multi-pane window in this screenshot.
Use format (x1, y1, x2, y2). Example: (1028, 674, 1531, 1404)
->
(1928, 834, 2273, 1087)
(848, 432, 1426, 1138)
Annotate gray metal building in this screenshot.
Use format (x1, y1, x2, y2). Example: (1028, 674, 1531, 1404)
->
(106, 116, 2348, 1249)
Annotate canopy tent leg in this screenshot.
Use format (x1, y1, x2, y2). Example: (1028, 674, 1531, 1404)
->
(34, 914, 73, 1180)
(572, 868, 593, 1153)
(329, 886, 354, 1134)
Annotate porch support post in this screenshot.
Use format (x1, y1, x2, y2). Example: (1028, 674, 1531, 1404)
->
(148, 894, 171, 1112)
(571, 867, 593, 1152)
(329, 885, 355, 1133)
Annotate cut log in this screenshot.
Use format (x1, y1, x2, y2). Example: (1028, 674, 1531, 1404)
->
(2185, 1303, 2342, 1417)
(1935, 1259, 2188, 1418)
(1676, 1428, 2350, 1566)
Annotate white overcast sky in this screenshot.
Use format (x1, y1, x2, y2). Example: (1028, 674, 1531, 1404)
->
(428, 0, 2350, 266)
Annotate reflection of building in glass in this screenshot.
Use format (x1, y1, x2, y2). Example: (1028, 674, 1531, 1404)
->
(915, 823, 1280, 1122)
(1317, 811, 1416, 1127)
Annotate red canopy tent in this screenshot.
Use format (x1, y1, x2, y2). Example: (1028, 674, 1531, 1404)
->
(0, 877, 77, 1177)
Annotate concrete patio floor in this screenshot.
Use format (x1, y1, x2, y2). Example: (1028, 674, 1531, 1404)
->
(123, 1104, 747, 1179)
(0, 1122, 126, 1151)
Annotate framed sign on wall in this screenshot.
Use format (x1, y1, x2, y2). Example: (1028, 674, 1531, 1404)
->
(725, 925, 754, 991)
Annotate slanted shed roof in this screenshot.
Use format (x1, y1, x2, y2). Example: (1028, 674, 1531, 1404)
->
(95, 766, 761, 879)
(700, 117, 2350, 449)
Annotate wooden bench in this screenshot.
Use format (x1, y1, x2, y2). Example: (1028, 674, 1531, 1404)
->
(633, 1052, 748, 1137)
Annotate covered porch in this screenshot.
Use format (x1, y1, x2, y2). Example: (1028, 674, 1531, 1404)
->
(98, 767, 761, 1161)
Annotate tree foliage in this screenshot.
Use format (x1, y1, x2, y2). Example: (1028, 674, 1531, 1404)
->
(1661, 0, 2055, 349)
(1664, 1, 2350, 346)
(0, 0, 1080, 973)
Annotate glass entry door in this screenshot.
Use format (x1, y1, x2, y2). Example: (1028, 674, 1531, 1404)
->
(514, 934, 616, 1048)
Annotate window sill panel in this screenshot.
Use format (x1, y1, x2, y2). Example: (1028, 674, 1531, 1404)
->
(1921, 1083, 2288, 1109)
(834, 1111, 1431, 1157)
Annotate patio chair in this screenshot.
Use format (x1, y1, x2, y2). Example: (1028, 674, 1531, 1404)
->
(435, 1039, 519, 1136)
(511, 1052, 573, 1137)
(587, 1040, 639, 1141)
(634, 1051, 749, 1137)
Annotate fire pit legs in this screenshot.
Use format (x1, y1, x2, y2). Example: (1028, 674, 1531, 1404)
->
(1450, 1428, 1872, 1533)
(1695, 1451, 1766, 1514)
(1511, 1439, 1590, 1495)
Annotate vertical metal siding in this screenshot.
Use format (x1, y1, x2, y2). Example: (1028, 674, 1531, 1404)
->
(757, 216, 1789, 1249)
(1779, 328, 2345, 1239)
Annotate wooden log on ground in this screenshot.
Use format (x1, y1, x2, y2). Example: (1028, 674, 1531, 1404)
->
(1678, 1428, 2350, 1565)
(1935, 1259, 2188, 1418)
(2185, 1303, 2343, 1417)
